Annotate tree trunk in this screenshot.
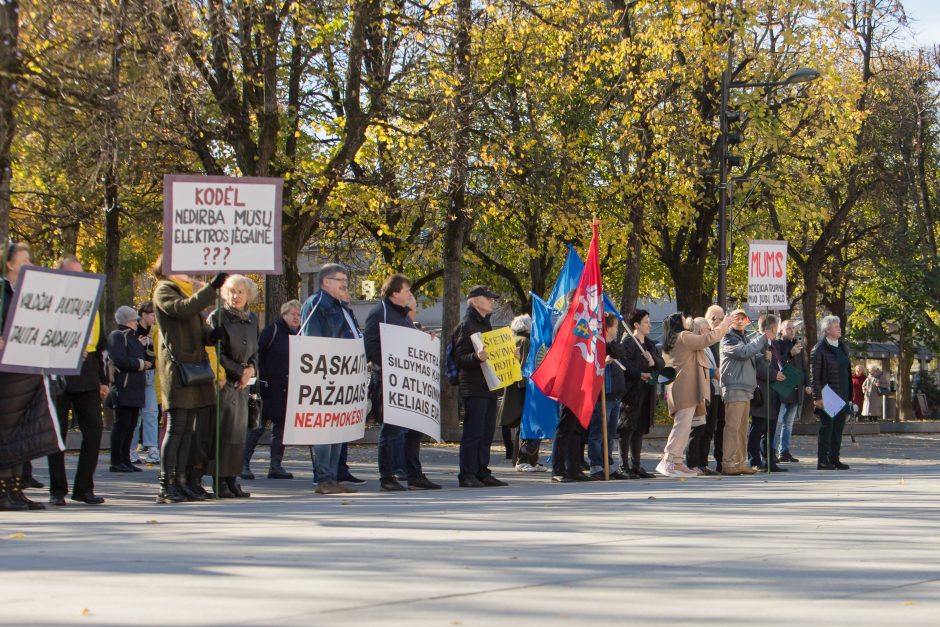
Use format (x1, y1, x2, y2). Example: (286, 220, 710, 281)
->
(897, 321, 914, 422)
(671, 262, 709, 315)
(619, 208, 643, 317)
(0, 0, 19, 248)
(799, 264, 820, 423)
(440, 0, 473, 441)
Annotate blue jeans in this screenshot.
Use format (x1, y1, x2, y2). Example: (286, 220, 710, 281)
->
(588, 395, 621, 473)
(774, 402, 799, 454)
(311, 443, 343, 483)
(459, 396, 497, 480)
(132, 374, 159, 448)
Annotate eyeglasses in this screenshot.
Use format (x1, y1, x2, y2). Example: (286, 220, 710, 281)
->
(325, 276, 349, 285)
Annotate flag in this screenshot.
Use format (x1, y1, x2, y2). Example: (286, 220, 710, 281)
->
(520, 294, 559, 439)
(531, 223, 607, 428)
(547, 243, 622, 320)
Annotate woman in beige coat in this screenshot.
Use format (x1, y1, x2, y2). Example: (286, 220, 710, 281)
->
(657, 312, 732, 477)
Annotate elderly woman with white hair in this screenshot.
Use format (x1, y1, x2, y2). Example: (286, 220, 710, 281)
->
(206, 274, 260, 497)
(497, 314, 545, 471)
(810, 315, 853, 470)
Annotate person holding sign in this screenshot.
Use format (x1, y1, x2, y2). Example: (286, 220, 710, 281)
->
(0, 243, 60, 511)
(206, 275, 259, 498)
(453, 286, 508, 488)
(810, 315, 853, 471)
(151, 255, 228, 504)
(772, 320, 807, 463)
(364, 274, 441, 492)
(747, 315, 787, 472)
(299, 263, 365, 495)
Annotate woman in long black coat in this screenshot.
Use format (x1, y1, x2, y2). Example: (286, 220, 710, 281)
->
(0, 243, 61, 511)
(107, 306, 153, 473)
(207, 275, 259, 497)
(617, 309, 663, 479)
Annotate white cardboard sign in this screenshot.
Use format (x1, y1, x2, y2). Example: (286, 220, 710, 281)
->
(379, 323, 441, 442)
(163, 174, 283, 274)
(0, 267, 104, 375)
(282, 335, 369, 445)
(747, 240, 789, 310)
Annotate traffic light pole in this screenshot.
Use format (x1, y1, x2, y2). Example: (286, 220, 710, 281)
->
(717, 42, 733, 311)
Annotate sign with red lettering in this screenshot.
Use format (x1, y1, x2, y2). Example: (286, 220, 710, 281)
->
(747, 240, 789, 310)
(380, 323, 441, 442)
(163, 174, 283, 274)
(282, 335, 369, 445)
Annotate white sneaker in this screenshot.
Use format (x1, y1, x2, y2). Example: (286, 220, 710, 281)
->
(531, 464, 548, 473)
(656, 460, 697, 477)
(515, 463, 534, 472)
(144, 447, 161, 464)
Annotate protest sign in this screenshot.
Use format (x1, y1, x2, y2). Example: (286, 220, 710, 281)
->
(471, 327, 522, 391)
(0, 267, 104, 375)
(163, 174, 283, 274)
(282, 335, 369, 445)
(747, 240, 789, 310)
(379, 323, 441, 441)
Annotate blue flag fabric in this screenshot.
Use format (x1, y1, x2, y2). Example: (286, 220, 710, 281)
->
(547, 244, 621, 320)
(520, 294, 559, 439)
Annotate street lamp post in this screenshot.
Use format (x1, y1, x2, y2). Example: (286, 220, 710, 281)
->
(716, 66, 820, 310)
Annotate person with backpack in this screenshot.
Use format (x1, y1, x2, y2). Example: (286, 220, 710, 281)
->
(364, 274, 441, 491)
(241, 299, 302, 480)
(453, 285, 508, 488)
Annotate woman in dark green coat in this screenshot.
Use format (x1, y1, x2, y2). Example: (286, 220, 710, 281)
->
(151, 255, 226, 503)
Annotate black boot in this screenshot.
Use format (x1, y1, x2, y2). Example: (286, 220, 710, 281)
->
(267, 432, 293, 479)
(156, 473, 186, 504)
(225, 476, 251, 498)
(180, 475, 208, 501)
(0, 477, 28, 511)
(241, 428, 264, 480)
(11, 477, 45, 510)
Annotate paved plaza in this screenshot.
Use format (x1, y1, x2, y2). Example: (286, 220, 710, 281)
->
(2, 433, 939, 626)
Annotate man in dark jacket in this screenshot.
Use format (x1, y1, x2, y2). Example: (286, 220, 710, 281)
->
(46, 256, 108, 506)
(811, 315, 853, 470)
(454, 285, 508, 488)
(299, 263, 366, 494)
(364, 274, 441, 491)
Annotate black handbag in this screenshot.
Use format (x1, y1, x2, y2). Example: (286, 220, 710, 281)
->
(751, 384, 764, 409)
(177, 359, 215, 386)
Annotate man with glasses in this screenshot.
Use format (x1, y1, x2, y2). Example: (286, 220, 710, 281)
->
(299, 264, 366, 494)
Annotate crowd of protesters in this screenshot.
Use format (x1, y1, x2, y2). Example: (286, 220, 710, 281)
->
(2, 244, 862, 511)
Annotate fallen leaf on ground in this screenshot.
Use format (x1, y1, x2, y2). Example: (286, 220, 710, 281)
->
(146, 520, 158, 524)
(6, 533, 26, 539)
(81, 608, 91, 616)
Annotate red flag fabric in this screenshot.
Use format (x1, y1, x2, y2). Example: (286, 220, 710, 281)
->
(531, 223, 606, 428)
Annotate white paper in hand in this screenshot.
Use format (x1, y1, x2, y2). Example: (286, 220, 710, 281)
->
(821, 384, 848, 418)
(470, 332, 503, 391)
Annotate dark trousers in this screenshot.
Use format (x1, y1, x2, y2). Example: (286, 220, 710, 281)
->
(48, 389, 103, 497)
(379, 424, 424, 481)
(111, 406, 140, 466)
(710, 394, 725, 470)
(459, 396, 497, 480)
(161, 406, 204, 478)
(553, 407, 586, 478)
(617, 428, 644, 472)
(687, 394, 721, 469)
(501, 426, 514, 459)
(747, 415, 779, 467)
(517, 439, 541, 466)
(817, 409, 848, 464)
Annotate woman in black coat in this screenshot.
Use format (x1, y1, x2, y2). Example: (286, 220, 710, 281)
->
(811, 315, 853, 470)
(241, 299, 301, 480)
(207, 275, 259, 497)
(107, 306, 153, 473)
(0, 242, 60, 511)
(617, 309, 663, 479)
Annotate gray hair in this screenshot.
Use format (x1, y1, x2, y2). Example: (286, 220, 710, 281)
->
(510, 314, 532, 334)
(280, 299, 302, 316)
(318, 263, 349, 287)
(221, 274, 258, 306)
(690, 316, 710, 333)
(820, 315, 840, 335)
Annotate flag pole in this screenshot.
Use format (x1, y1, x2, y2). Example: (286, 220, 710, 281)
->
(595, 216, 609, 481)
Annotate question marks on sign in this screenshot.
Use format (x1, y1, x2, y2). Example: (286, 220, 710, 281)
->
(202, 247, 232, 267)
(203, 247, 211, 265)
(222, 247, 231, 264)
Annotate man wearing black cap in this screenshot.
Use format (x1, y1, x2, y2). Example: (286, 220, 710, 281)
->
(453, 286, 508, 487)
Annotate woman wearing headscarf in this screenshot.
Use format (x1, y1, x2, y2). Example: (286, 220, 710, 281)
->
(151, 255, 227, 503)
(811, 315, 853, 470)
(658, 311, 732, 477)
(207, 275, 259, 498)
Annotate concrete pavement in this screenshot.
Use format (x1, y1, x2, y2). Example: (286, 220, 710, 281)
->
(2, 433, 939, 626)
